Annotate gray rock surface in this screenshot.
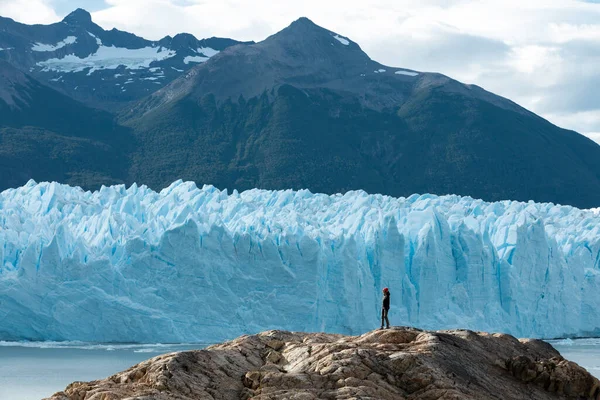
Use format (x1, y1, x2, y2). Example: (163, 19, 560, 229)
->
(46, 327, 600, 400)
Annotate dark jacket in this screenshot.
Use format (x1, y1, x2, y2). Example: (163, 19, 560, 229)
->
(382, 292, 390, 310)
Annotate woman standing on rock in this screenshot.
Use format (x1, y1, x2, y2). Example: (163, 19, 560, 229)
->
(381, 287, 390, 329)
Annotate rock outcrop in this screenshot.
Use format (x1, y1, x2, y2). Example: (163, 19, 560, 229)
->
(46, 327, 600, 400)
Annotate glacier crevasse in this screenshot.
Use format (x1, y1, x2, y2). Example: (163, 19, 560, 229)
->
(0, 180, 599, 342)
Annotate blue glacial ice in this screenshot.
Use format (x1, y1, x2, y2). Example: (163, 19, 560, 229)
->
(0, 180, 599, 343)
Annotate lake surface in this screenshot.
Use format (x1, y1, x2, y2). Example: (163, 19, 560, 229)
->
(550, 338, 600, 378)
(0, 342, 202, 400)
(0, 338, 598, 400)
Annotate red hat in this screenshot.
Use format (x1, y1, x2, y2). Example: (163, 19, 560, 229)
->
(383, 287, 389, 292)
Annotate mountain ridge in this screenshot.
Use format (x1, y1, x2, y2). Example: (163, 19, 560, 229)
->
(0, 8, 252, 110)
(129, 16, 534, 122)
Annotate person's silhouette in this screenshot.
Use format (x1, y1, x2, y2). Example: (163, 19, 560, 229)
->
(381, 287, 390, 329)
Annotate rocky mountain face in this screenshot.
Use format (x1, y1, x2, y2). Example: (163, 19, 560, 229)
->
(1, 10, 600, 207)
(123, 17, 600, 208)
(0, 9, 250, 110)
(131, 17, 520, 115)
(46, 328, 600, 400)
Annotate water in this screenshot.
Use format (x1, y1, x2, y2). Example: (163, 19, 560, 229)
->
(550, 338, 600, 379)
(1, 339, 599, 399)
(0, 342, 203, 400)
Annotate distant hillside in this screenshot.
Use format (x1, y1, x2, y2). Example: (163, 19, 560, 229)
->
(0, 60, 132, 188)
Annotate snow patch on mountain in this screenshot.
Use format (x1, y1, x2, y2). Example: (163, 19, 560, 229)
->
(181, 47, 218, 64)
(1, 180, 599, 343)
(333, 34, 350, 45)
(196, 47, 219, 57)
(395, 70, 419, 77)
(36, 45, 176, 74)
(183, 55, 209, 64)
(87, 31, 102, 46)
(32, 36, 77, 52)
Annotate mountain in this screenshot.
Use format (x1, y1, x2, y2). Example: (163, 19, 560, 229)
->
(131, 17, 522, 113)
(1, 180, 599, 342)
(0, 60, 133, 188)
(1, 11, 600, 208)
(123, 17, 600, 208)
(0, 9, 251, 110)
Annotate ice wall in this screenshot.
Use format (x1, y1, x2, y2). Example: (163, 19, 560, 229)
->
(0, 180, 599, 342)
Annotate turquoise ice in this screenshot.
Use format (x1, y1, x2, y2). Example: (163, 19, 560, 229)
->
(0, 180, 598, 342)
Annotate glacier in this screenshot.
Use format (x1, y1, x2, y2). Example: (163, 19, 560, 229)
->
(0, 180, 599, 343)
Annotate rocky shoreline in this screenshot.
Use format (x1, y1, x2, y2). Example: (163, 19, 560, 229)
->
(47, 327, 600, 400)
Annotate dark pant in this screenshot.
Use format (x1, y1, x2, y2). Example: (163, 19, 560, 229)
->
(381, 308, 390, 328)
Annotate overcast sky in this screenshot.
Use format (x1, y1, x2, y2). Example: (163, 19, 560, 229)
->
(1, 0, 599, 143)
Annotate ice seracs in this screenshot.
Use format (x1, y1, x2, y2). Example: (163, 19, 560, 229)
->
(0, 180, 599, 343)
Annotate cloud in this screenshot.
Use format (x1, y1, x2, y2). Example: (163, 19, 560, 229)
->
(545, 110, 600, 141)
(365, 29, 511, 84)
(0, 0, 59, 24)
(585, 132, 600, 144)
(3, 0, 600, 142)
(51, 0, 106, 15)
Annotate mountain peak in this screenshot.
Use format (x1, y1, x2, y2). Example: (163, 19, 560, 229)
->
(248, 16, 367, 72)
(63, 8, 92, 26)
(290, 17, 318, 27)
(281, 17, 330, 37)
(263, 16, 358, 52)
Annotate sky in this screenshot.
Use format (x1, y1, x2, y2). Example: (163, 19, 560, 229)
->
(1, 0, 599, 143)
